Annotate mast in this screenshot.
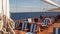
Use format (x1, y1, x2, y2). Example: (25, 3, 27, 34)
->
(0, 0, 2, 14)
(7, 0, 10, 18)
(1, 0, 4, 16)
(2, 0, 10, 18)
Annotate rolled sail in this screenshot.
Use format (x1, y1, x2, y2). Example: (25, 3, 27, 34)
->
(42, 0, 60, 7)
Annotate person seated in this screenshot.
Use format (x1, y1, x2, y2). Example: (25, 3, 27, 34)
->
(38, 16, 44, 23)
(42, 18, 49, 27)
(42, 16, 55, 27)
(28, 18, 32, 23)
(34, 18, 38, 22)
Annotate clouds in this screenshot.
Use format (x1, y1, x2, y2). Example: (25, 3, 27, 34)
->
(10, 5, 43, 13)
(10, 0, 60, 12)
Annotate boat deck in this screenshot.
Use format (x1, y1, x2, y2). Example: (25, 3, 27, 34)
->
(14, 23, 60, 34)
(14, 16, 60, 34)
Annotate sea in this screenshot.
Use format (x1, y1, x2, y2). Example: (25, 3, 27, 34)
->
(11, 12, 60, 20)
(11, 12, 60, 34)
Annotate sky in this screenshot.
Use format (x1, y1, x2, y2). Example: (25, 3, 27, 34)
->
(10, 0, 60, 13)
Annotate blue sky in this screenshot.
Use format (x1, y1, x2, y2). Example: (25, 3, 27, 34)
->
(10, 0, 60, 12)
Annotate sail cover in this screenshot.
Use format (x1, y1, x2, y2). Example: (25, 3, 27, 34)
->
(42, 0, 60, 7)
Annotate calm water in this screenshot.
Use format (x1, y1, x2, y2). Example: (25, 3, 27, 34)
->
(11, 12, 60, 20)
(11, 12, 60, 34)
